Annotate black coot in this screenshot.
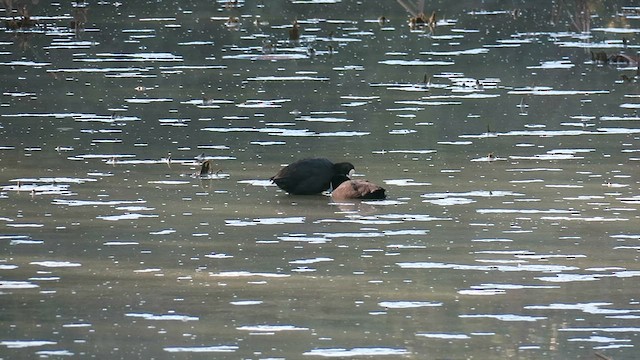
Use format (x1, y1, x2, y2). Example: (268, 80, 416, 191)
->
(271, 158, 355, 195)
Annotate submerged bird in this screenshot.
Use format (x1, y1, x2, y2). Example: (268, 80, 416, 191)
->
(330, 174, 386, 200)
(270, 158, 355, 195)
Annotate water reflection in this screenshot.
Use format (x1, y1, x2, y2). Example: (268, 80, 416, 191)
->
(1, 0, 639, 359)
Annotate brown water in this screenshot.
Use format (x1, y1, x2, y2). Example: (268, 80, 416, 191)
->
(1, 1, 639, 359)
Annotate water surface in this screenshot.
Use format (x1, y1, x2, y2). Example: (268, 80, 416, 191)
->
(1, 1, 639, 359)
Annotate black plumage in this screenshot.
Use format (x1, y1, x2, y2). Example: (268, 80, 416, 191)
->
(270, 158, 355, 195)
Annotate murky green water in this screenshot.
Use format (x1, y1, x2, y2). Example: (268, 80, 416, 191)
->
(1, 1, 639, 359)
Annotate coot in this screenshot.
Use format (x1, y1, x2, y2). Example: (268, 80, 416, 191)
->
(271, 158, 355, 195)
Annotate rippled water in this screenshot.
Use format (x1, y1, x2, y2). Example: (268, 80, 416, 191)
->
(1, 1, 639, 359)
